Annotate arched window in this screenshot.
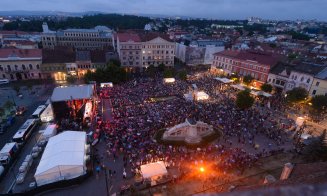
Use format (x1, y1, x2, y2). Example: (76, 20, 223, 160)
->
(36, 64, 40, 69)
(22, 64, 26, 70)
(29, 64, 33, 70)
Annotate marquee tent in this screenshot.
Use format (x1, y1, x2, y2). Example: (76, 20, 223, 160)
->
(140, 161, 168, 179)
(34, 131, 88, 186)
(51, 85, 94, 102)
(231, 84, 245, 91)
(215, 77, 233, 84)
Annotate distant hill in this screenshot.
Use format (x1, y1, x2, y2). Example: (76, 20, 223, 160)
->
(0, 10, 104, 17)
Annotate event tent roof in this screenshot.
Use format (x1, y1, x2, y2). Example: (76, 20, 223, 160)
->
(140, 161, 168, 179)
(215, 77, 233, 84)
(51, 85, 94, 102)
(35, 131, 86, 184)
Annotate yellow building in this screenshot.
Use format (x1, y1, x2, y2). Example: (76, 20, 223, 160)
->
(309, 78, 327, 97)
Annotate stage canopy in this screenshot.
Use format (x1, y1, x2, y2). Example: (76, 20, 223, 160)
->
(231, 84, 245, 91)
(215, 77, 233, 84)
(34, 131, 87, 186)
(141, 161, 168, 179)
(51, 85, 94, 102)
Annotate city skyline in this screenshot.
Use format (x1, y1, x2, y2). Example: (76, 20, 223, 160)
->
(1, 0, 327, 21)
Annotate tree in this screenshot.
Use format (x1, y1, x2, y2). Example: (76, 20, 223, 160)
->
(0, 107, 4, 118)
(177, 70, 187, 81)
(163, 69, 174, 78)
(66, 75, 77, 84)
(4, 101, 14, 110)
(13, 85, 20, 95)
(146, 65, 156, 78)
(311, 95, 327, 112)
(26, 83, 33, 93)
(302, 130, 327, 162)
(236, 89, 254, 109)
(158, 63, 165, 72)
(243, 75, 254, 86)
(260, 83, 273, 93)
(286, 87, 308, 103)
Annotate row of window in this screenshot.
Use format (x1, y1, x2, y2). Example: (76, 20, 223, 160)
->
(2, 73, 42, 79)
(290, 74, 311, 84)
(122, 50, 174, 55)
(121, 45, 174, 49)
(0, 64, 39, 71)
(63, 33, 100, 37)
(122, 61, 173, 66)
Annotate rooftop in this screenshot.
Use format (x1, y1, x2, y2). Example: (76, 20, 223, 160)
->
(0, 48, 42, 60)
(42, 47, 76, 64)
(214, 50, 283, 66)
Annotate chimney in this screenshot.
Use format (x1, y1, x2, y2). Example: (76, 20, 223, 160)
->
(280, 163, 294, 180)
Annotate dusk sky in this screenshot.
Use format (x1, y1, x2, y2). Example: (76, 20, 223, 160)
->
(1, 0, 327, 21)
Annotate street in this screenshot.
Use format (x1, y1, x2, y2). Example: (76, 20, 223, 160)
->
(0, 84, 53, 194)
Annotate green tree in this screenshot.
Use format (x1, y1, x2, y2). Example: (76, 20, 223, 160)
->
(311, 95, 327, 112)
(158, 63, 165, 72)
(0, 107, 4, 118)
(286, 87, 308, 103)
(163, 69, 174, 78)
(4, 101, 14, 110)
(26, 83, 33, 93)
(260, 83, 273, 93)
(146, 65, 156, 78)
(13, 85, 20, 95)
(66, 75, 77, 84)
(243, 75, 254, 86)
(236, 89, 254, 109)
(303, 130, 327, 162)
(177, 70, 187, 81)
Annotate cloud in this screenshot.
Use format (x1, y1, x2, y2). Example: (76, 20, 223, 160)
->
(0, 0, 326, 20)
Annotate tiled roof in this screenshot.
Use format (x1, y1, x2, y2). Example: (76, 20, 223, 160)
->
(42, 47, 75, 64)
(117, 31, 173, 43)
(117, 33, 141, 42)
(0, 48, 41, 59)
(76, 51, 91, 62)
(214, 50, 283, 66)
(269, 62, 294, 75)
(292, 62, 327, 75)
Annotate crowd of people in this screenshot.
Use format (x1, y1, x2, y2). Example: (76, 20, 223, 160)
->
(96, 73, 296, 184)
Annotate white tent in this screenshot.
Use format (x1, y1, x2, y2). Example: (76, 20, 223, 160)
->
(215, 77, 233, 84)
(40, 104, 54, 123)
(34, 131, 87, 186)
(231, 84, 245, 91)
(41, 124, 57, 141)
(140, 161, 167, 179)
(195, 91, 209, 101)
(51, 85, 94, 102)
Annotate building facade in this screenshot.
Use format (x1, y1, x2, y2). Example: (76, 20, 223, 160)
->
(212, 50, 282, 87)
(0, 48, 42, 80)
(117, 32, 175, 68)
(41, 23, 113, 50)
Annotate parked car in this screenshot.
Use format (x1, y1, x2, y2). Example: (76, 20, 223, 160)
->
(16, 106, 27, 116)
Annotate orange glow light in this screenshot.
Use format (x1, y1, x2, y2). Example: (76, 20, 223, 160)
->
(199, 167, 205, 173)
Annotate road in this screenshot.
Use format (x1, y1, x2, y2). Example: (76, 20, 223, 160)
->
(0, 85, 52, 194)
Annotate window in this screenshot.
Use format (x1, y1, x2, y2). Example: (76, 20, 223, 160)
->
(307, 79, 310, 84)
(316, 81, 320, 86)
(0, 65, 3, 71)
(2, 74, 5, 78)
(312, 90, 316, 95)
(300, 77, 304, 82)
(22, 64, 26, 70)
(29, 64, 33, 70)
